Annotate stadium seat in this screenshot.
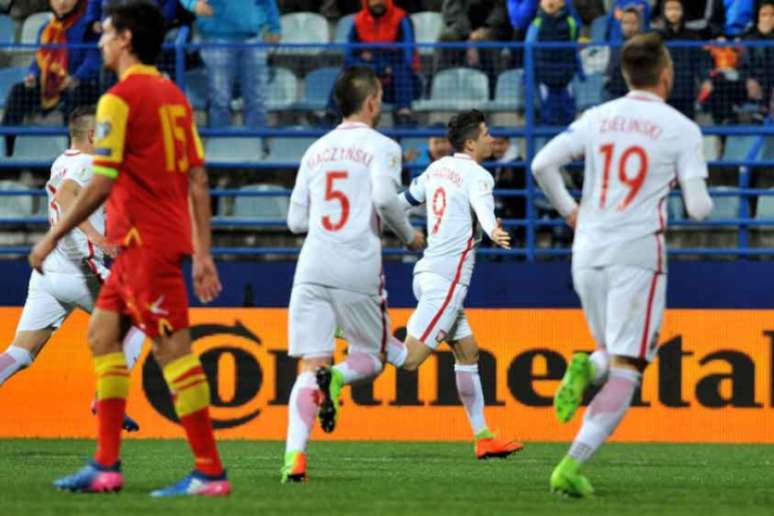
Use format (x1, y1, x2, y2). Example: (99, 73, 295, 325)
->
(703, 135, 721, 162)
(414, 67, 489, 111)
(9, 135, 67, 162)
(334, 14, 354, 44)
(0, 180, 34, 217)
(668, 195, 685, 222)
(184, 67, 208, 110)
(572, 73, 604, 111)
(20, 12, 52, 44)
(232, 184, 289, 222)
(0, 14, 14, 44)
(411, 11, 442, 55)
(296, 67, 339, 111)
(590, 15, 609, 42)
(722, 136, 761, 161)
(708, 186, 740, 221)
(205, 137, 264, 163)
(761, 134, 774, 160)
(279, 12, 329, 55)
(755, 189, 774, 221)
(265, 137, 316, 162)
(266, 67, 299, 111)
(0, 66, 27, 109)
(489, 69, 525, 112)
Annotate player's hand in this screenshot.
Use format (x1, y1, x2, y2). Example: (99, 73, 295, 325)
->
(92, 236, 119, 258)
(565, 208, 579, 230)
(193, 253, 222, 304)
(194, 0, 213, 16)
(406, 230, 426, 252)
(28, 234, 57, 274)
(491, 218, 511, 249)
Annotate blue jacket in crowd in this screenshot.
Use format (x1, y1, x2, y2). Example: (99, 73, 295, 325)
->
(506, 0, 579, 32)
(527, 5, 579, 89)
(180, 0, 280, 40)
(724, 0, 754, 36)
(29, 10, 100, 82)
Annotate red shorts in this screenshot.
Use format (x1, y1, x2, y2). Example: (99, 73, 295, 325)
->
(96, 246, 189, 338)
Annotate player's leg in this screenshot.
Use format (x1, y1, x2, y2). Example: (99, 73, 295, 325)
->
(0, 329, 52, 385)
(282, 284, 337, 483)
(551, 266, 666, 497)
(448, 324, 523, 460)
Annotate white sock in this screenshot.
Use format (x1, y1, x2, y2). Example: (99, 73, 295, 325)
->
(589, 349, 609, 385)
(285, 371, 319, 454)
(0, 345, 33, 385)
(386, 336, 407, 368)
(568, 367, 641, 463)
(122, 326, 146, 370)
(454, 363, 489, 437)
(333, 352, 382, 385)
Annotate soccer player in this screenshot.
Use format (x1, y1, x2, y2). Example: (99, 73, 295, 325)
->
(531, 32, 713, 497)
(28, 1, 229, 497)
(282, 65, 425, 483)
(387, 110, 523, 460)
(0, 106, 144, 433)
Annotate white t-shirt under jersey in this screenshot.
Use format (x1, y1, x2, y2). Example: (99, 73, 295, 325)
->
(562, 90, 708, 272)
(404, 153, 497, 287)
(44, 150, 107, 277)
(289, 122, 405, 295)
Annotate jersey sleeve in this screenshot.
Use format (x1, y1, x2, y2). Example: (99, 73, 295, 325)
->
(468, 168, 498, 238)
(92, 92, 130, 179)
(372, 138, 404, 185)
(62, 156, 93, 188)
(403, 172, 427, 207)
(560, 108, 592, 159)
(676, 123, 708, 182)
(287, 157, 310, 234)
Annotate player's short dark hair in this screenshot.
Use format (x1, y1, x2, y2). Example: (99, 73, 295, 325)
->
(333, 66, 381, 117)
(107, 1, 165, 65)
(620, 32, 670, 89)
(68, 105, 96, 140)
(447, 110, 486, 152)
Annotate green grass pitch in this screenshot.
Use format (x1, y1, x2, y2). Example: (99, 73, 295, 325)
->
(0, 440, 772, 515)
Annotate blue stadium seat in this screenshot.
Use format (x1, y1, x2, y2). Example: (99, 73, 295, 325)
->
(233, 184, 289, 222)
(668, 195, 685, 222)
(334, 14, 354, 44)
(761, 135, 774, 160)
(755, 189, 774, 220)
(0, 180, 33, 217)
(205, 137, 264, 163)
(708, 186, 740, 221)
(279, 12, 328, 54)
(411, 11, 442, 55)
(265, 137, 316, 162)
(0, 15, 15, 44)
(414, 67, 489, 111)
(489, 69, 525, 112)
(184, 67, 207, 110)
(0, 67, 27, 109)
(9, 135, 67, 162)
(266, 67, 299, 111)
(572, 73, 604, 111)
(722, 136, 761, 161)
(20, 12, 52, 44)
(296, 67, 339, 111)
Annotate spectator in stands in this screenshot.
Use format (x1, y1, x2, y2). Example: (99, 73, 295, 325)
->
(438, 0, 513, 93)
(404, 123, 452, 169)
(527, 0, 578, 126)
(2, 0, 100, 156)
(330, 0, 420, 126)
(605, 0, 650, 41)
(699, 38, 748, 123)
(742, 0, 774, 112)
(85, 1, 184, 32)
(489, 135, 524, 241)
(181, 0, 281, 128)
(724, 0, 755, 37)
(658, 0, 709, 119)
(653, 0, 725, 38)
(604, 6, 641, 100)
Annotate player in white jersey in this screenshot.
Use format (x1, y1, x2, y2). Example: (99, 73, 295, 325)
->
(281, 66, 425, 482)
(387, 110, 523, 460)
(0, 106, 146, 431)
(531, 33, 713, 496)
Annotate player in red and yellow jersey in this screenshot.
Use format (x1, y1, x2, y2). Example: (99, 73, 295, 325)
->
(29, 1, 229, 497)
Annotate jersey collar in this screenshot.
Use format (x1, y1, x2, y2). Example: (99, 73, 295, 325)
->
(337, 121, 369, 130)
(120, 64, 161, 81)
(453, 152, 473, 160)
(626, 90, 665, 103)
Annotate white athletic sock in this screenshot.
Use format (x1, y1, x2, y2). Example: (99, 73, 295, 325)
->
(122, 326, 146, 370)
(333, 352, 383, 385)
(285, 371, 319, 454)
(589, 349, 609, 385)
(568, 367, 641, 463)
(454, 363, 489, 437)
(386, 336, 407, 368)
(0, 345, 33, 385)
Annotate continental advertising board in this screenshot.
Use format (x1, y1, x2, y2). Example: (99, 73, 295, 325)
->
(1, 307, 772, 442)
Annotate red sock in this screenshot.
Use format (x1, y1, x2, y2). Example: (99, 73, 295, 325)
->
(94, 398, 126, 467)
(180, 408, 224, 477)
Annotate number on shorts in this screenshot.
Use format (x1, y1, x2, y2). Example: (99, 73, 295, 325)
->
(431, 186, 447, 235)
(322, 170, 350, 231)
(598, 143, 649, 211)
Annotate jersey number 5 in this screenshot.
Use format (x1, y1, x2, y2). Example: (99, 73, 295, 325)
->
(159, 104, 189, 173)
(322, 171, 350, 231)
(599, 143, 649, 210)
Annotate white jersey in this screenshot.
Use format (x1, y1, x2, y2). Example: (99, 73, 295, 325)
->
(289, 121, 404, 295)
(44, 150, 107, 277)
(405, 153, 497, 287)
(564, 90, 708, 272)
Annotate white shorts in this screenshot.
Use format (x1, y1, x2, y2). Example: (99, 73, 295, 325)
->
(288, 283, 390, 358)
(406, 272, 472, 348)
(16, 270, 101, 333)
(573, 265, 666, 363)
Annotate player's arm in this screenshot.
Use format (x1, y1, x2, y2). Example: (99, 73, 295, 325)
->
(55, 178, 117, 256)
(677, 124, 713, 221)
(470, 173, 510, 249)
(189, 165, 222, 304)
(287, 164, 310, 234)
(398, 173, 427, 212)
